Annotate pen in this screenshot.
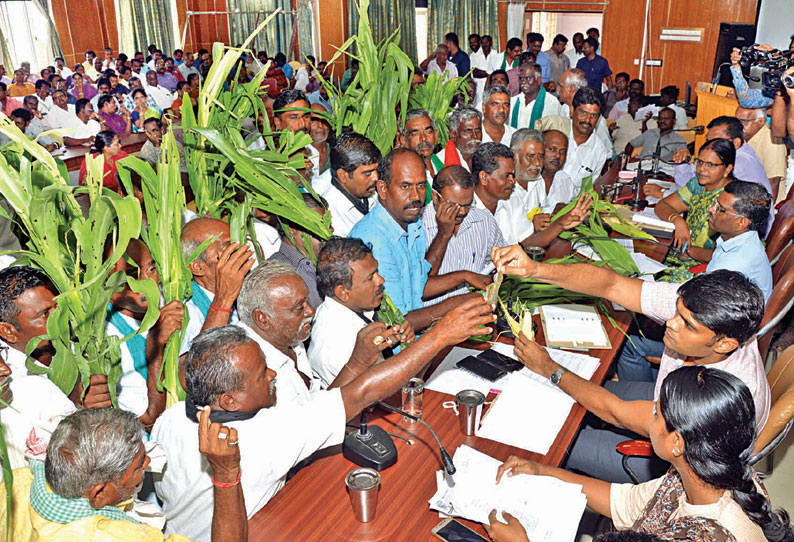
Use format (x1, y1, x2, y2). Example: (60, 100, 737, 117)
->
(682, 240, 688, 254)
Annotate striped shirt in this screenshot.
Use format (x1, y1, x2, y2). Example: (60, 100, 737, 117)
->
(422, 202, 507, 305)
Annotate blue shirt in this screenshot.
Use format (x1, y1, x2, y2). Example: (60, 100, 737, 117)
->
(350, 201, 431, 315)
(535, 50, 551, 83)
(280, 63, 294, 80)
(450, 49, 470, 77)
(576, 54, 612, 89)
(706, 230, 773, 303)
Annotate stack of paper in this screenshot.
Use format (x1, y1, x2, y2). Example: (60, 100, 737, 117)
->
(429, 445, 588, 542)
(631, 208, 675, 231)
(540, 305, 610, 349)
(644, 179, 677, 204)
(475, 344, 600, 455)
(424, 347, 503, 396)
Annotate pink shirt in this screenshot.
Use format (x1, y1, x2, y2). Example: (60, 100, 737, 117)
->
(640, 281, 770, 430)
(1, 96, 23, 116)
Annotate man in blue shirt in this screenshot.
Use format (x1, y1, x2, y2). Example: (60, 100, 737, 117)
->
(576, 37, 612, 90)
(350, 148, 491, 331)
(616, 179, 773, 383)
(445, 33, 470, 77)
(526, 32, 551, 84)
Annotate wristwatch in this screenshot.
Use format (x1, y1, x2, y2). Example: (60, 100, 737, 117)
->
(549, 367, 569, 386)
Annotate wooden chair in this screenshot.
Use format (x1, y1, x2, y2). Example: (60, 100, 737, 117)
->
(758, 264, 794, 361)
(766, 201, 794, 265)
(772, 245, 794, 286)
(751, 344, 794, 474)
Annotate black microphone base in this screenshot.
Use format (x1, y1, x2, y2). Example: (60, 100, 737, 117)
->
(342, 426, 398, 471)
(629, 198, 649, 211)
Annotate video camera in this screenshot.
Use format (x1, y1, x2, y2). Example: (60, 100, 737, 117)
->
(739, 45, 794, 98)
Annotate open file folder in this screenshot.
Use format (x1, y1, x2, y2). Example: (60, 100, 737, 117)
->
(539, 304, 611, 350)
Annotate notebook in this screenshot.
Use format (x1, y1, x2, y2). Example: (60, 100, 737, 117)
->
(539, 304, 611, 349)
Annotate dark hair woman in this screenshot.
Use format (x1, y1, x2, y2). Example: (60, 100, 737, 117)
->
(78, 129, 128, 193)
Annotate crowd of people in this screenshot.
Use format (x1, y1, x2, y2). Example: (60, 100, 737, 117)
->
(0, 24, 794, 542)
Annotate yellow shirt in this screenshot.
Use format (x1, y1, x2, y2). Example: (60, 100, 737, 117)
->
(747, 123, 787, 200)
(0, 467, 194, 542)
(8, 83, 34, 97)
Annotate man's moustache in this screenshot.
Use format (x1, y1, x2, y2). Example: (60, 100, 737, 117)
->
(416, 141, 434, 153)
(404, 201, 423, 210)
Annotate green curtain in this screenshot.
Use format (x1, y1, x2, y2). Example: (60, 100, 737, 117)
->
(427, 0, 499, 60)
(348, 0, 418, 64)
(31, 0, 62, 59)
(227, 0, 293, 58)
(118, 0, 176, 55)
(296, 0, 313, 62)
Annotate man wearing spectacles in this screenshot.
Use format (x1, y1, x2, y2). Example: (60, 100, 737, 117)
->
(735, 106, 787, 202)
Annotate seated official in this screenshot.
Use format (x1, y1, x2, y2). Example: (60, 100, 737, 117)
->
(317, 131, 380, 236)
(0, 266, 111, 469)
(400, 109, 440, 181)
(78, 130, 128, 192)
(106, 238, 184, 430)
(55, 96, 101, 146)
(8, 108, 57, 152)
(492, 245, 770, 483)
(512, 129, 576, 228)
(154, 298, 494, 541)
(144, 70, 175, 112)
(179, 217, 255, 356)
(266, 193, 327, 308)
(350, 148, 492, 330)
(310, 237, 414, 386)
(472, 142, 592, 249)
(434, 106, 483, 172)
(540, 129, 577, 213)
(655, 138, 737, 283)
(423, 165, 506, 304)
(617, 179, 773, 384)
(673, 116, 773, 234)
(0, 407, 247, 542)
(485, 367, 793, 542)
(625, 107, 686, 162)
(96, 94, 131, 136)
(612, 96, 657, 152)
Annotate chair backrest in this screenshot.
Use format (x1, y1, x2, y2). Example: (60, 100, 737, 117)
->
(758, 266, 794, 359)
(772, 245, 794, 285)
(765, 200, 794, 263)
(754, 345, 794, 456)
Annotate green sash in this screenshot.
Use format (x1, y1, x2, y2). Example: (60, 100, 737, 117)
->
(510, 86, 547, 129)
(499, 51, 518, 71)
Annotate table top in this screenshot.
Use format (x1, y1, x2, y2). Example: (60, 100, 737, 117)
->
(58, 133, 147, 171)
(247, 308, 633, 541)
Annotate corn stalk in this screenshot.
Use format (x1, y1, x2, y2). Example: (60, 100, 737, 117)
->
(0, 115, 159, 405)
(408, 72, 471, 147)
(117, 131, 216, 407)
(312, 0, 414, 154)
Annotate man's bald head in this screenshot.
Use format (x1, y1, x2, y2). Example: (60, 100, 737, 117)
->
(181, 217, 230, 262)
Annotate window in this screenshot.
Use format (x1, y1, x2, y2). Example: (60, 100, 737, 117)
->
(0, 0, 53, 71)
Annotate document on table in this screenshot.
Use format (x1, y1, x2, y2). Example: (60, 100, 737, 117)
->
(631, 208, 675, 231)
(429, 445, 588, 542)
(424, 346, 502, 396)
(644, 178, 677, 204)
(540, 304, 610, 349)
(475, 344, 600, 454)
(575, 237, 635, 261)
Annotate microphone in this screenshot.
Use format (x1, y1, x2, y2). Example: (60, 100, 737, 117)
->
(675, 125, 704, 133)
(378, 401, 456, 475)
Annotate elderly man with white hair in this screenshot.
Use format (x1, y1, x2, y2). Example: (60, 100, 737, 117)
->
(0, 407, 246, 541)
(735, 105, 787, 201)
(434, 106, 483, 171)
(153, 295, 495, 541)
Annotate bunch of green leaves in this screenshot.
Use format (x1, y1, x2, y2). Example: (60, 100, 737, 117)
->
(182, 12, 279, 217)
(0, 116, 159, 405)
(313, 0, 414, 154)
(408, 73, 471, 147)
(117, 131, 216, 407)
(376, 292, 410, 349)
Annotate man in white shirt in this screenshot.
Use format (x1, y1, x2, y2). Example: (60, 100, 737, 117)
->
(509, 62, 561, 130)
(106, 238, 185, 431)
(179, 217, 255, 356)
(540, 129, 577, 212)
(293, 55, 315, 92)
(481, 85, 516, 145)
(318, 131, 380, 236)
(144, 70, 174, 111)
(434, 106, 483, 172)
(469, 34, 496, 106)
(54, 57, 72, 79)
(58, 97, 102, 146)
(310, 237, 414, 386)
(178, 53, 200, 81)
(153, 292, 494, 542)
(0, 266, 112, 468)
(564, 32, 585, 68)
(423, 44, 458, 82)
(557, 68, 613, 154)
(400, 109, 441, 181)
(472, 142, 590, 248)
(562, 86, 611, 191)
(660, 85, 688, 130)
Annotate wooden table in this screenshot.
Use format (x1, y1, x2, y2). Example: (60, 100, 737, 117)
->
(58, 133, 147, 171)
(248, 309, 633, 541)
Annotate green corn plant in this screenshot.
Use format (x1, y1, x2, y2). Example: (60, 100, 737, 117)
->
(0, 116, 159, 405)
(117, 131, 217, 407)
(408, 72, 471, 147)
(312, 0, 414, 154)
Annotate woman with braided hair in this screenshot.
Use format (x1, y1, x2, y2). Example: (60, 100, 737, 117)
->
(485, 366, 794, 542)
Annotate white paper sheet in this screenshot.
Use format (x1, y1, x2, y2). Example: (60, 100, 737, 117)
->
(632, 207, 675, 231)
(429, 445, 588, 542)
(424, 347, 503, 397)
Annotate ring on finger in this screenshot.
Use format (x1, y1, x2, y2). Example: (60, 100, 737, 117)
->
(228, 440, 239, 446)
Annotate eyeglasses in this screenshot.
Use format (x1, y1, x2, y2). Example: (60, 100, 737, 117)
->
(693, 158, 724, 169)
(710, 200, 743, 217)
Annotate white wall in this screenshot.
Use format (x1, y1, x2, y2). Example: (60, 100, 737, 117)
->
(756, 0, 794, 50)
(555, 13, 604, 44)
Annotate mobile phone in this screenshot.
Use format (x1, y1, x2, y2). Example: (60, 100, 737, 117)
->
(456, 356, 506, 382)
(432, 518, 489, 542)
(477, 349, 522, 372)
